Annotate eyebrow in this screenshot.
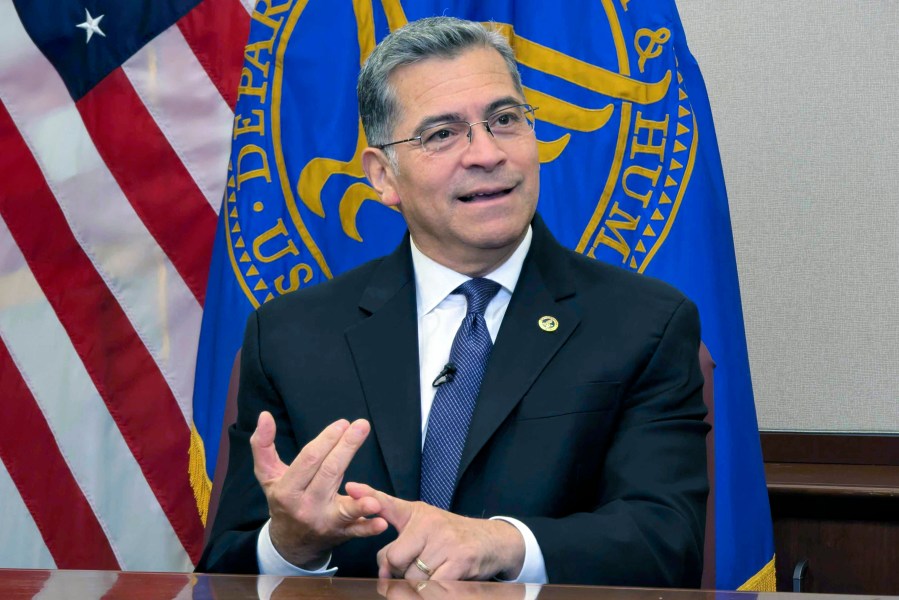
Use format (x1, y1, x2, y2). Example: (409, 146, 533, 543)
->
(411, 96, 524, 134)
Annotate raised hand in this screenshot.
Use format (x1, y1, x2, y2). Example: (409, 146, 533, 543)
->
(345, 482, 525, 581)
(251, 412, 388, 568)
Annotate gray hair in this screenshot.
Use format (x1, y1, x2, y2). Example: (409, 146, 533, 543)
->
(357, 16, 524, 157)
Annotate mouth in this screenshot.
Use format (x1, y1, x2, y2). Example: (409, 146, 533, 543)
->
(457, 186, 515, 203)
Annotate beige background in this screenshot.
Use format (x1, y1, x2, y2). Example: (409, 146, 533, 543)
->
(676, 1, 899, 432)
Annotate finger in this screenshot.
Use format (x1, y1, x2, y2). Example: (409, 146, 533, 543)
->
(428, 561, 465, 582)
(377, 543, 415, 579)
(250, 411, 287, 483)
(382, 531, 427, 579)
(377, 545, 393, 579)
(344, 480, 376, 500)
(343, 515, 389, 538)
(404, 550, 445, 582)
(279, 419, 350, 491)
(306, 419, 371, 500)
(346, 482, 414, 532)
(403, 560, 429, 582)
(335, 493, 382, 523)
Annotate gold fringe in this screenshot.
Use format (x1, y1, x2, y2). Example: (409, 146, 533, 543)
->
(738, 556, 777, 592)
(188, 423, 213, 527)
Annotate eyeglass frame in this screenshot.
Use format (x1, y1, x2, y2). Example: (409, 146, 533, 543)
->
(373, 103, 539, 152)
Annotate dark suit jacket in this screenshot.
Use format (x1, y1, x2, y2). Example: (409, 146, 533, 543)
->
(198, 217, 709, 587)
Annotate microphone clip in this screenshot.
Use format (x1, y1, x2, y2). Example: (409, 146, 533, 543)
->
(432, 363, 457, 387)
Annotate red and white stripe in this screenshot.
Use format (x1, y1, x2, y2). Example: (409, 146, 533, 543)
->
(0, 0, 250, 570)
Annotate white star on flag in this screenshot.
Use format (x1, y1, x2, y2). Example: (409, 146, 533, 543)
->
(76, 8, 106, 43)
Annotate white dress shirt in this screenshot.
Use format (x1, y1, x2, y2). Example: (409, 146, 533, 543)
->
(257, 227, 547, 584)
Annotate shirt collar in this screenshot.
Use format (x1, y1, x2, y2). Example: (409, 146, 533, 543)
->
(410, 226, 533, 316)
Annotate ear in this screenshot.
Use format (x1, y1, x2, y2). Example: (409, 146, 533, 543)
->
(361, 147, 401, 208)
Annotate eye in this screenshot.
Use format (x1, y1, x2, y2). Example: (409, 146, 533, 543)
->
(491, 109, 522, 128)
(421, 122, 466, 148)
(425, 128, 457, 142)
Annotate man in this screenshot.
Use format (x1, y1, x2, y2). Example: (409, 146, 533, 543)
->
(198, 16, 708, 587)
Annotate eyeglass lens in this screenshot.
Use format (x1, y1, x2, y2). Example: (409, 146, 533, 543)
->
(419, 105, 535, 153)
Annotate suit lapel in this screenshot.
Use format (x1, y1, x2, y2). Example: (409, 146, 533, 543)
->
(457, 219, 581, 483)
(344, 237, 422, 501)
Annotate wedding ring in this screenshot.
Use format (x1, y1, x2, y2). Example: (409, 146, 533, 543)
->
(414, 557, 434, 577)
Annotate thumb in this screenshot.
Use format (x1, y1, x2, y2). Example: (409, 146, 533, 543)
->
(250, 411, 287, 483)
(345, 482, 413, 532)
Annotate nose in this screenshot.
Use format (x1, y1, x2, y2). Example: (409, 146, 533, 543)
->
(465, 119, 494, 143)
(460, 121, 506, 170)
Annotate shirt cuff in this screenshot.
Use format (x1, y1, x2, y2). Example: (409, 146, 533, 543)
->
(489, 516, 548, 584)
(256, 519, 338, 576)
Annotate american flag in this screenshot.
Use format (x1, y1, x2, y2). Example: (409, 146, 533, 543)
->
(0, 0, 251, 569)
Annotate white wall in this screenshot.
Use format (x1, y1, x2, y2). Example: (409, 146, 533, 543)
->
(677, 1, 899, 432)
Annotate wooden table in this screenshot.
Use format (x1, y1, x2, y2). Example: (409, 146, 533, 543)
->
(1, 570, 895, 600)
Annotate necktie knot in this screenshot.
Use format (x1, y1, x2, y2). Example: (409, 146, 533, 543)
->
(456, 278, 501, 316)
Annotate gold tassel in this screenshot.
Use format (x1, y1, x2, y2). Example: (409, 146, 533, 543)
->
(188, 423, 212, 527)
(738, 556, 777, 592)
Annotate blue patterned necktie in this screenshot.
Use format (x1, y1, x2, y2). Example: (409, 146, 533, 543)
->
(420, 277, 501, 510)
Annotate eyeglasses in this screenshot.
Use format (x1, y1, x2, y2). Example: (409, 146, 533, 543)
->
(375, 104, 538, 154)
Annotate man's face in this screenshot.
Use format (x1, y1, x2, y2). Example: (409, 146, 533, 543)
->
(363, 46, 540, 276)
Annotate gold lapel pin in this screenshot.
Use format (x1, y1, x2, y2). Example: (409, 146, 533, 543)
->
(538, 315, 559, 332)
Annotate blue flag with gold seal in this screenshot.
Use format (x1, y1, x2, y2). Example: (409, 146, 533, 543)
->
(192, 0, 775, 589)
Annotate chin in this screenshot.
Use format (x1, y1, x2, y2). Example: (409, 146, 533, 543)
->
(467, 224, 528, 251)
